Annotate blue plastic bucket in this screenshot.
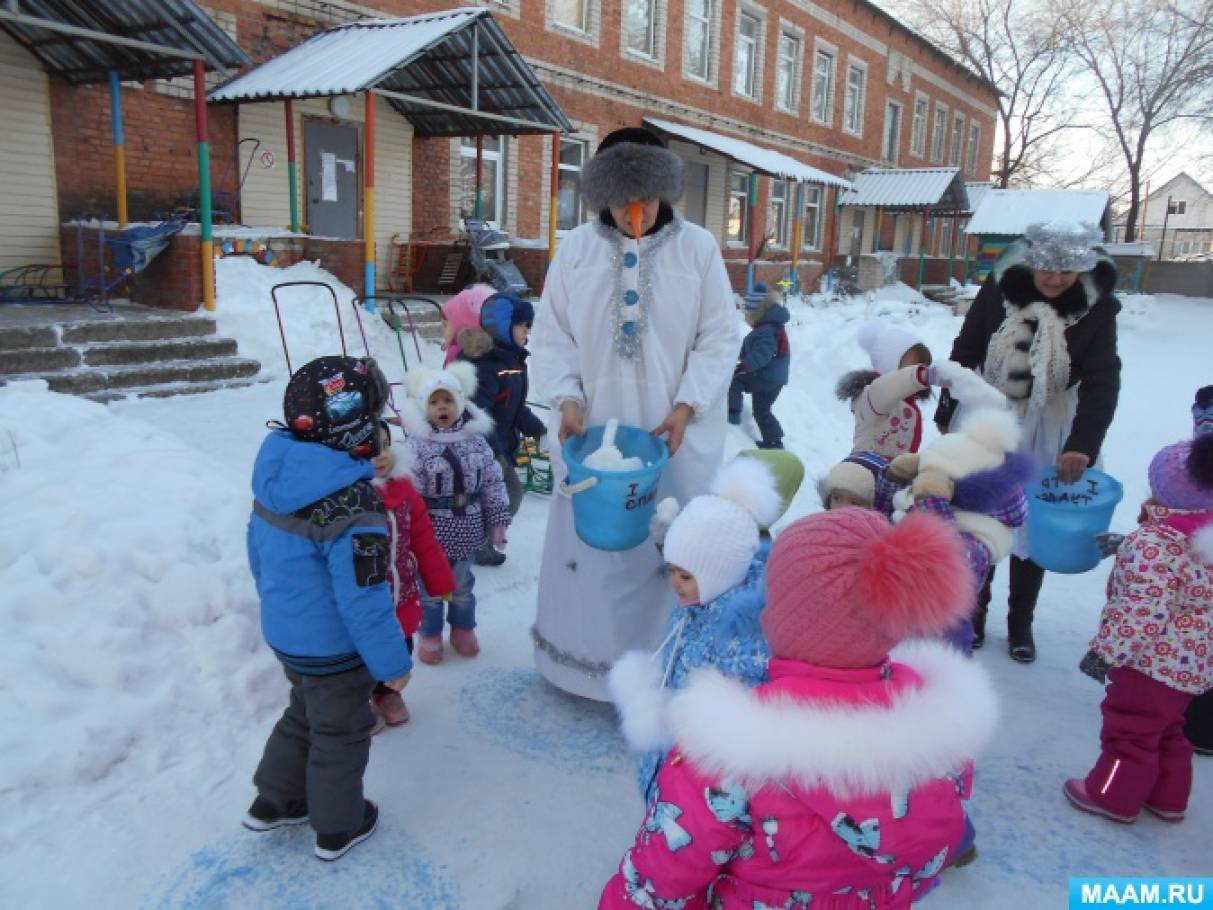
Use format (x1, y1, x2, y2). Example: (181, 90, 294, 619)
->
(1026, 467, 1123, 574)
(561, 424, 669, 551)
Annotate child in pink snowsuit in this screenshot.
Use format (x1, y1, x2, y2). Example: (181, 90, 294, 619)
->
(599, 507, 998, 909)
(1065, 433, 1213, 824)
(440, 283, 496, 366)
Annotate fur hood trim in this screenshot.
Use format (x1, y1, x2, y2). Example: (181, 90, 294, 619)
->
(995, 241, 1120, 316)
(398, 395, 494, 442)
(581, 142, 683, 212)
(666, 640, 998, 796)
(371, 434, 416, 484)
(954, 511, 1014, 563)
(609, 651, 674, 753)
(919, 408, 1021, 479)
(835, 369, 880, 402)
(456, 327, 495, 360)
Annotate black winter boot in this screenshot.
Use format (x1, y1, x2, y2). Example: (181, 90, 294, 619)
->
(1007, 556, 1045, 663)
(971, 567, 994, 649)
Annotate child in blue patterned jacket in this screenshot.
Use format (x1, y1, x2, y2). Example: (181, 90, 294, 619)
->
(609, 456, 786, 806)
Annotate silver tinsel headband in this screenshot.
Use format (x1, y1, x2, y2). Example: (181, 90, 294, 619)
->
(1021, 220, 1103, 272)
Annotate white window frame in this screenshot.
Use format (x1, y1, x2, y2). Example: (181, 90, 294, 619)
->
(800, 184, 824, 251)
(910, 93, 928, 158)
(556, 136, 590, 233)
(882, 100, 903, 164)
(774, 24, 803, 114)
(768, 179, 789, 247)
(930, 102, 948, 164)
(622, 0, 660, 61)
(809, 41, 836, 126)
(459, 136, 508, 225)
(732, 7, 763, 101)
(547, 0, 600, 46)
(965, 121, 981, 173)
(683, 0, 717, 85)
(949, 111, 966, 167)
(553, 0, 588, 31)
(727, 169, 751, 245)
(842, 57, 867, 137)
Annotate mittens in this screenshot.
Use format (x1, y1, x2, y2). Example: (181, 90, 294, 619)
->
(1079, 649, 1111, 684)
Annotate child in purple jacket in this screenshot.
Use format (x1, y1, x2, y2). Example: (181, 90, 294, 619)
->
(400, 362, 511, 665)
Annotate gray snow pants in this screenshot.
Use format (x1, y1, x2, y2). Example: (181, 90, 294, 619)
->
(253, 664, 376, 836)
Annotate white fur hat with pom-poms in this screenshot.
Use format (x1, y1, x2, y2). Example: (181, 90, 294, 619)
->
(608, 651, 673, 753)
(404, 361, 478, 414)
(662, 457, 783, 605)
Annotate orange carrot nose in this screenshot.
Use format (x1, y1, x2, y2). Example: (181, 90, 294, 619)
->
(626, 201, 644, 240)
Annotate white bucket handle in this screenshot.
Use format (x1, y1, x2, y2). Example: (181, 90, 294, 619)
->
(558, 476, 598, 497)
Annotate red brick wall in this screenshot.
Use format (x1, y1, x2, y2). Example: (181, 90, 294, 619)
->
(58, 225, 203, 311)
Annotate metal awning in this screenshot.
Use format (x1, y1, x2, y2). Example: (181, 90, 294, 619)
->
(208, 9, 571, 137)
(839, 167, 969, 212)
(643, 116, 850, 188)
(966, 189, 1111, 235)
(963, 182, 995, 216)
(0, 0, 249, 84)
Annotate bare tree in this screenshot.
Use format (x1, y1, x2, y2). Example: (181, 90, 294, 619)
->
(1061, 0, 1213, 239)
(889, 0, 1082, 187)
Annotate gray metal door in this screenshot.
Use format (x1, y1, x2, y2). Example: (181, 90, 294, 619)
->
(683, 161, 708, 226)
(304, 120, 359, 239)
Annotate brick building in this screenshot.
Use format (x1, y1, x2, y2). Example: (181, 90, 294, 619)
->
(5, 0, 998, 303)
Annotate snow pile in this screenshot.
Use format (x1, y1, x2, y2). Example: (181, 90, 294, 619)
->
(213, 256, 442, 386)
(582, 418, 645, 471)
(0, 381, 281, 844)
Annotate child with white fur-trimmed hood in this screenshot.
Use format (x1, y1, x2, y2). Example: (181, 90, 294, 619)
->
(399, 362, 510, 665)
(610, 457, 784, 806)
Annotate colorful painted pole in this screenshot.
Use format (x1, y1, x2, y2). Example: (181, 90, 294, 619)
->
(548, 132, 559, 261)
(745, 172, 759, 294)
(193, 61, 214, 311)
(789, 181, 803, 294)
(474, 133, 484, 219)
(947, 211, 959, 283)
(364, 92, 376, 311)
(108, 71, 128, 228)
(917, 208, 930, 290)
(285, 99, 299, 233)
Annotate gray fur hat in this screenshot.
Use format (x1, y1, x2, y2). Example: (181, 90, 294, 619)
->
(581, 127, 683, 213)
(1021, 221, 1103, 272)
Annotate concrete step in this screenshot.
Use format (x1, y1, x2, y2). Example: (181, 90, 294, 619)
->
(0, 324, 58, 351)
(0, 345, 81, 373)
(81, 336, 238, 366)
(85, 375, 268, 403)
(26, 356, 261, 396)
(60, 315, 217, 345)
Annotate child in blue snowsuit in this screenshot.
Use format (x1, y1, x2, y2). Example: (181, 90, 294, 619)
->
(728, 283, 790, 449)
(244, 356, 413, 863)
(610, 454, 800, 806)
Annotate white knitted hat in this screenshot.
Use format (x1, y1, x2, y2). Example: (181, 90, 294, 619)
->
(662, 458, 783, 605)
(857, 320, 923, 375)
(404, 361, 477, 414)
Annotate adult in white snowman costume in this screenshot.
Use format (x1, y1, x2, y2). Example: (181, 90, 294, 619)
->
(529, 127, 739, 700)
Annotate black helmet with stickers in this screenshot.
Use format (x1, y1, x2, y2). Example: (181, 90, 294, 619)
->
(282, 355, 388, 457)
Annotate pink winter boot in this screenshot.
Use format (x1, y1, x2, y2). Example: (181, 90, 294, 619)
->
(372, 688, 410, 726)
(450, 627, 480, 657)
(417, 634, 444, 665)
(1063, 778, 1137, 824)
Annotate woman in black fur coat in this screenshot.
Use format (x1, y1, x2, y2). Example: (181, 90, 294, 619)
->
(936, 222, 1122, 663)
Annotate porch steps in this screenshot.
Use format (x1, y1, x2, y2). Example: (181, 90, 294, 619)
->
(0, 304, 262, 402)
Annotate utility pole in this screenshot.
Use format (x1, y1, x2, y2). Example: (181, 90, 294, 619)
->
(1158, 195, 1173, 261)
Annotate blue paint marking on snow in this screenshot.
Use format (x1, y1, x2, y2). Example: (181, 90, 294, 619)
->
(148, 820, 462, 909)
(459, 667, 629, 775)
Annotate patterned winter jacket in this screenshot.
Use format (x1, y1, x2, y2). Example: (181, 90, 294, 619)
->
(1090, 503, 1213, 695)
(848, 366, 930, 458)
(373, 458, 456, 636)
(600, 642, 998, 910)
(633, 551, 772, 804)
(399, 398, 511, 564)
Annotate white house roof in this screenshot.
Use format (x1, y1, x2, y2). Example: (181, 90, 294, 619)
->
(643, 117, 850, 187)
(209, 8, 570, 136)
(964, 181, 995, 214)
(838, 168, 969, 210)
(966, 189, 1110, 235)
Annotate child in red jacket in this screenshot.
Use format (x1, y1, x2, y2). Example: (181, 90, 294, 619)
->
(370, 423, 455, 729)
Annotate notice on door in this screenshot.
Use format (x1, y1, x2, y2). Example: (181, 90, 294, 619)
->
(321, 152, 338, 201)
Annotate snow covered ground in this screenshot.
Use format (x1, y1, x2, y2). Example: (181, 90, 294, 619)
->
(1, 263, 1210, 908)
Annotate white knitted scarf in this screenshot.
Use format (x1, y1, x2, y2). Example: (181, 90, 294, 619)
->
(984, 301, 1080, 413)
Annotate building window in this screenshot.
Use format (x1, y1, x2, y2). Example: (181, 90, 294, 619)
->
(624, 0, 657, 57)
(965, 122, 981, 173)
(733, 10, 760, 98)
(684, 0, 714, 81)
(460, 136, 507, 224)
(882, 101, 902, 164)
(1168, 200, 1188, 215)
(801, 185, 823, 250)
(553, 0, 589, 31)
(938, 217, 953, 255)
(910, 95, 928, 157)
(949, 112, 965, 167)
(930, 104, 948, 163)
(768, 179, 789, 246)
(810, 47, 835, 124)
(775, 30, 801, 112)
(843, 61, 866, 136)
(727, 170, 750, 243)
(557, 138, 588, 230)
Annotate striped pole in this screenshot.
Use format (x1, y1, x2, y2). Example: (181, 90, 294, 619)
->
(285, 99, 299, 233)
(363, 92, 376, 311)
(474, 133, 484, 219)
(548, 132, 559, 261)
(789, 181, 803, 293)
(108, 71, 128, 227)
(745, 172, 758, 294)
(193, 61, 214, 311)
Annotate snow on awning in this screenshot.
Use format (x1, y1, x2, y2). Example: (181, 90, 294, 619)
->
(208, 8, 571, 137)
(966, 189, 1111, 235)
(839, 167, 969, 211)
(964, 182, 995, 215)
(642, 116, 850, 188)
